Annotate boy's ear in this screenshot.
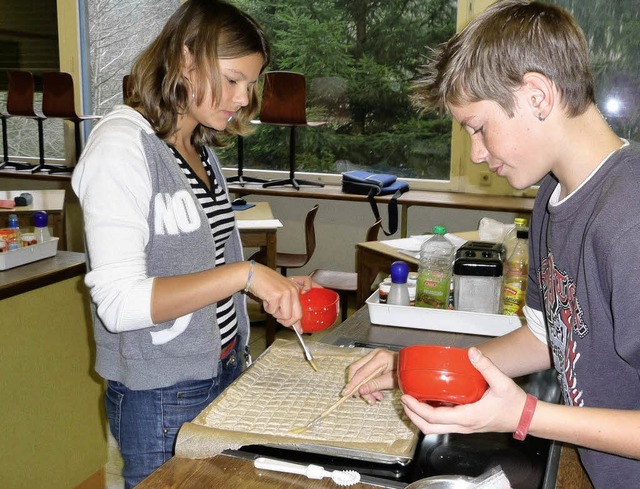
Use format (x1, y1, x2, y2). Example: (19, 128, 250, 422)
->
(522, 72, 554, 121)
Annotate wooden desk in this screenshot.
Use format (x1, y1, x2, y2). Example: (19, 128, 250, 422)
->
(0, 250, 86, 300)
(229, 184, 535, 237)
(0, 189, 66, 250)
(355, 232, 479, 308)
(235, 202, 278, 271)
(136, 453, 382, 489)
(235, 202, 281, 345)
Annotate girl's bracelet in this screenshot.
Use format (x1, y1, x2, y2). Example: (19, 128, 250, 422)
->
(243, 259, 255, 293)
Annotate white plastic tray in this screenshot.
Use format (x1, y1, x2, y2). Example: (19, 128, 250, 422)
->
(366, 291, 522, 337)
(0, 237, 59, 270)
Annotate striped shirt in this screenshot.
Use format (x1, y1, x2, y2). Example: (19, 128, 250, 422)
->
(168, 145, 238, 350)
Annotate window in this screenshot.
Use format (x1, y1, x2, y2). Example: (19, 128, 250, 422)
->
(550, 0, 639, 143)
(221, 0, 458, 190)
(14, 0, 634, 193)
(0, 0, 63, 161)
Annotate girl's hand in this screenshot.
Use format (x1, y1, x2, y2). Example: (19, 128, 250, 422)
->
(247, 264, 306, 327)
(289, 275, 317, 293)
(342, 348, 398, 404)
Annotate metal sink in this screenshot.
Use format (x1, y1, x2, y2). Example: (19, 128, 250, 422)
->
(407, 370, 561, 489)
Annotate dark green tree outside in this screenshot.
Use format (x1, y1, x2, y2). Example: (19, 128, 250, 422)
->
(219, 0, 456, 180)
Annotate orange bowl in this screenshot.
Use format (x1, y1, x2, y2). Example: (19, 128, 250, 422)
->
(300, 288, 340, 332)
(398, 345, 487, 405)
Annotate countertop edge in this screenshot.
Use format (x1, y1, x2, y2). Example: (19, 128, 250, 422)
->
(0, 251, 87, 300)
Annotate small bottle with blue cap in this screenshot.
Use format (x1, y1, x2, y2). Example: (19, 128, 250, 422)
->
(387, 260, 410, 306)
(33, 211, 52, 243)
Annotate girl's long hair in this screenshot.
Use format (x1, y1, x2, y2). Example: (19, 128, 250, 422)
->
(126, 0, 271, 147)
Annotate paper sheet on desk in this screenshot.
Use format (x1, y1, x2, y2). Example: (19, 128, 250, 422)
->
(380, 234, 467, 259)
(236, 219, 283, 229)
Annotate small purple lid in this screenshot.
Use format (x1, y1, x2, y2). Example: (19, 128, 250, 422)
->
(33, 211, 48, 227)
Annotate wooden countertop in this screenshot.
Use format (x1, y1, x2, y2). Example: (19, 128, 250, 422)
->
(229, 184, 535, 213)
(0, 251, 86, 300)
(136, 453, 388, 489)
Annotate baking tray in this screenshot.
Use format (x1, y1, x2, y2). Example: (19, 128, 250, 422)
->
(176, 340, 419, 464)
(0, 238, 59, 270)
(366, 291, 522, 337)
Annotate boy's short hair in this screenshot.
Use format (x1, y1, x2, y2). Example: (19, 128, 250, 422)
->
(412, 0, 595, 117)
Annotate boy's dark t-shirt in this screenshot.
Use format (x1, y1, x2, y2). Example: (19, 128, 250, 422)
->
(527, 141, 640, 487)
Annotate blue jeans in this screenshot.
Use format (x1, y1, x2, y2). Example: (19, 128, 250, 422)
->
(105, 348, 244, 489)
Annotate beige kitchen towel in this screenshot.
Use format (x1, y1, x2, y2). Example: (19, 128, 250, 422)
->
(175, 339, 418, 461)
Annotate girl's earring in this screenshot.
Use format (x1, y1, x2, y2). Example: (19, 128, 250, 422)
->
(538, 113, 545, 122)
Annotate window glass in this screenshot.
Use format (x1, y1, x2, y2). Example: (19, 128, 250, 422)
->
(0, 0, 61, 160)
(549, 0, 639, 142)
(7, 0, 635, 188)
(221, 0, 457, 182)
(86, 0, 181, 116)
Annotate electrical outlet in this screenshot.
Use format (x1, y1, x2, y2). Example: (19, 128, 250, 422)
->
(479, 171, 492, 187)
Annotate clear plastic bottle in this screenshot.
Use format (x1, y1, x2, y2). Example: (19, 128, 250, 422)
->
(503, 217, 529, 260)
(415, 225, 455, 309)
(7, 214, 21, 251)
(387, 261, 410, 306)
(33, 211, 52, 243)
(502, 229, 529, 316)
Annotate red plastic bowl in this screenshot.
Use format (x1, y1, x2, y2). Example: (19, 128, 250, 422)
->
(398, 345, 487, 405)
(300, 288, 340, 332)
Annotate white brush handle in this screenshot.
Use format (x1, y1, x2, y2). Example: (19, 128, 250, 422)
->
(254, 457, 328, 480)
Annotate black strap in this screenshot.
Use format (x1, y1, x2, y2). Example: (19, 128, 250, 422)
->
(366, 188, 402, 236)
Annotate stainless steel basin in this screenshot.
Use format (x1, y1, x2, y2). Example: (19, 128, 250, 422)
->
(407, 369, 561, 489)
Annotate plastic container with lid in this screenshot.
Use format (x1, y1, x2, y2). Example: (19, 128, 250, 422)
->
(415, 226, 455, 309)
(7, 214, 21, 250)
(453, 241, 505, 314)
(378, 277, 391, 304)
(33, 211, 52, 243)
(388, 261, 410, 306)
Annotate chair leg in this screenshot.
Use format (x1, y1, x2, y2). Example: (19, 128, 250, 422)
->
(226, 136, 267, 186)
(31, 118, 74, 174)
(339, 292, 349, 321)
(262, 126, 324, 190)
(1, 116, 36, 171)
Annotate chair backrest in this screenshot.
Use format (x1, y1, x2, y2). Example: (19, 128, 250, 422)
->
(259, 71, 308, 126)
(366, 219, 383, 242)
(41, 72, 77, 118)
(122, 74, 131, 102)
(6, 71, 37, 117)
(304, 204, 320, 260)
